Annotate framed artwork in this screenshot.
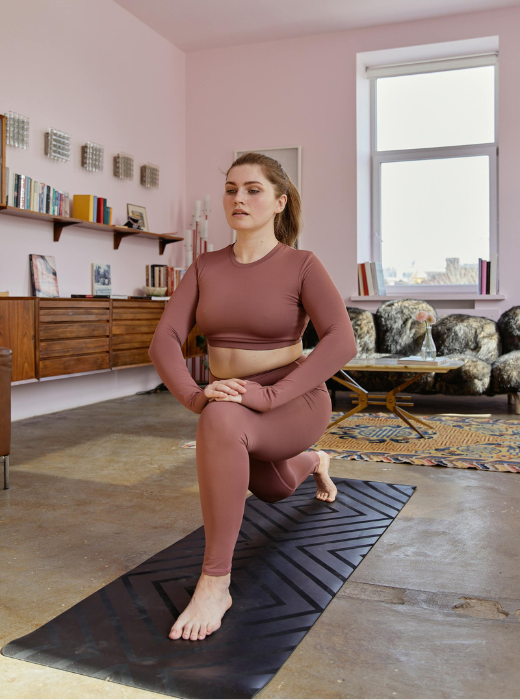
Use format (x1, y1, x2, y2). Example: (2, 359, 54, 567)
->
(29, 254, 60, 297)
(126, 204, 148, 232)
(92, 263, 111, 296)
(0, 114, 6, 206)
(234, 146, 301, 193)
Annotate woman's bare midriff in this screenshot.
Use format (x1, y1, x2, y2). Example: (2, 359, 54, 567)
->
(208, 340, 304, 379)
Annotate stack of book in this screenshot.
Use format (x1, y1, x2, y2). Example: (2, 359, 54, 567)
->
(72, 194, 112, 225)
(146, 264, 187, 295)
(5, 168, 68, 216)
(397, 355, 452, 366)
(478, 254, 498, 295)
(357, 261, 386, 296)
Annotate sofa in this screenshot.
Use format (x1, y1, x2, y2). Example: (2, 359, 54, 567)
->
(302, 299, 520, 412)
(0, 347, 11, 489)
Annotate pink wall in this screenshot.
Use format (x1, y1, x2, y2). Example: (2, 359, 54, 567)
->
(185, 4, 520, 321)
(0, 0, 186, 419)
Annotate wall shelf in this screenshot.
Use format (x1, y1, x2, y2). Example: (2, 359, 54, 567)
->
(0, 204, 183, 254)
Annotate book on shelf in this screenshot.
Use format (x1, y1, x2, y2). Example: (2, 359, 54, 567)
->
(71, 294, 147, 299)
(146, 264, 187, 295)
(357, 261, 386, 296)
(72, 194, 112, 224)
(6, 171, 66, 215)
(397, 355, 452, 366)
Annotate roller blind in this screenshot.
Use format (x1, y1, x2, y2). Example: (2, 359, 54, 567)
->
(366, 52, 498, 79)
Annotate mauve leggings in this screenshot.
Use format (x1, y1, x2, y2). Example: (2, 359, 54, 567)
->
(197, 353, 332, 576)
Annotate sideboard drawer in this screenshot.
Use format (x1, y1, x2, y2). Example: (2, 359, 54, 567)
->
(40, 307, 110, 322)
(40, 353, 110, 378)
(112, 332, 155, 351)
(40, 322, 110, 341)
(112, 348, 153, 368)
(40, 337, 110, 358)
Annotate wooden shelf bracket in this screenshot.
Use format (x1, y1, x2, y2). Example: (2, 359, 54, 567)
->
(159, 238, 179, 255)
(113, 229, 140, 250)
(54, 220, 79, 242)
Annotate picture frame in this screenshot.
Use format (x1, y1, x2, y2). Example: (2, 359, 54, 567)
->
(0, 114, 6, 206)
(126, 204, 148, 232)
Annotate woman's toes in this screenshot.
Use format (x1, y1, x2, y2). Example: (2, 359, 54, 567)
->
(169, 625, 181, 639)
(190, 623, 200, 641)
(182, 623, 192, 640)
(198, 624, 207, 639)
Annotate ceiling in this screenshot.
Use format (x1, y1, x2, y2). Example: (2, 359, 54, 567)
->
(113, 0, 520, 52)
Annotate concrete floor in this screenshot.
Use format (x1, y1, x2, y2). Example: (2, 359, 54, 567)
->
(1, 390, 520, 699)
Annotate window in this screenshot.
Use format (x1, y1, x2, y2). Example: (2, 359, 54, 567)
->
(368, 53, 498, 291)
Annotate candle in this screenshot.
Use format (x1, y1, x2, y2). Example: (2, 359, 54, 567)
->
(194, 200, 201, 218)
(186, 250, 193, 267)
(202, 218, 208, 240)
(207, 243, 214, 252)
(184, 230, 192, 249)
(204, 194, 210, 214)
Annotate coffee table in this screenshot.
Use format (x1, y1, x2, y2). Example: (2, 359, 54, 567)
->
(327, 358, 464, 438)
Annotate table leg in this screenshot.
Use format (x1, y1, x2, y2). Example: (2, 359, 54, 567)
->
(327, 371, 368, 429)
(328, 368, 436, 438)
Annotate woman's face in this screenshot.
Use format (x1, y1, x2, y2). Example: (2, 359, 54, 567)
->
(223, 164, 286, 233)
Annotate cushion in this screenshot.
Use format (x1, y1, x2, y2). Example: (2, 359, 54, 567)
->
(497, 307, 520, 353)
(490, 351, 520, 394)
(346, 307, 377, 357)
(375, 299, 437, 356)
(433, 354, 491, 395)
(432, 314, 501, 364)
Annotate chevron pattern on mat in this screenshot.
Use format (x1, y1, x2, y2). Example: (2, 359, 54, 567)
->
(2, 476, 415, 699)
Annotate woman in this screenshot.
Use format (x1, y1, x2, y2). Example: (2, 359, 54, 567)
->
(148, 152, 358, 643)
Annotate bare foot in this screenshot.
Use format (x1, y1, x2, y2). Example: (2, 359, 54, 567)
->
(313, 450, 337, 502)
(169, 572, 232, 641)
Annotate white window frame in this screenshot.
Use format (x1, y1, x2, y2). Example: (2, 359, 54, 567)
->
(369, 53, 499, 295)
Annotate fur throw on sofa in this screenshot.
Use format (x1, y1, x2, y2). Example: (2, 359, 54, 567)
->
(432, 314, 501, 364)
(497, 306, 520, 353)
(375, 299, 437, 356)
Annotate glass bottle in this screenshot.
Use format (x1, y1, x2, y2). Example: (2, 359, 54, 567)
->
(420, 322, 437, 361)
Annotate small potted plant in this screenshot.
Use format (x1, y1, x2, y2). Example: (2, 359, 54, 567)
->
(415, 311, 437, 360)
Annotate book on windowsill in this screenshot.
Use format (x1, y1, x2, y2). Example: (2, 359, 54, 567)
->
(397, 355, 452, 366)
(357, 262, 386, 296)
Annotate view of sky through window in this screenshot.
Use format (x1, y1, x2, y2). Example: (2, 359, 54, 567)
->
(376, 65, 495, 286)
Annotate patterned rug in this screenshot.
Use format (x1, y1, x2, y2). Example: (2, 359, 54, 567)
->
(309, 412, 520, 472)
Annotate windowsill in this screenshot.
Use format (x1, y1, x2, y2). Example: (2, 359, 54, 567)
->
(350, 293, 505, 301)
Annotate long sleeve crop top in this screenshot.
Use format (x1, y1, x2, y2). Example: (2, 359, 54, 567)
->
(148, 239, 358, 414)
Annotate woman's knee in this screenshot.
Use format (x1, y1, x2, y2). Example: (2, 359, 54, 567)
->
(249, 483, 292, 503)
(197, 400, 247, 443)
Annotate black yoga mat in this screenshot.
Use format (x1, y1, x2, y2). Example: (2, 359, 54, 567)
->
(3, 476, 415, 699)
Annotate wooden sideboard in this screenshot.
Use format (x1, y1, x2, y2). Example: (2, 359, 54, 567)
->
(0, 297, 204, 383)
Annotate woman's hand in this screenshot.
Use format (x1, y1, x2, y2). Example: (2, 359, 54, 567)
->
(204, 378, 248, 403)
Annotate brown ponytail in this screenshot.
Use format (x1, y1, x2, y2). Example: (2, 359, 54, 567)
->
(225, 152, 302, 248)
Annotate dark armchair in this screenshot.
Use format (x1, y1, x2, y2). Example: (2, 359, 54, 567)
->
(0, 348, 11, 489)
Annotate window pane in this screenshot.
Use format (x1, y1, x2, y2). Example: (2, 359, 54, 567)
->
(380, 156, 489, 286)
(376, 66, 495, 150)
